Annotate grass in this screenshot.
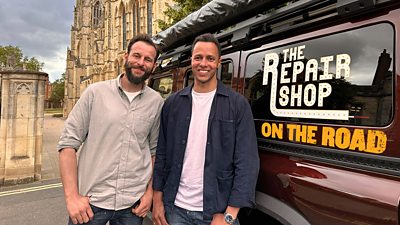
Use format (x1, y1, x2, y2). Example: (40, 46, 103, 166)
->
(44, 108, 63, 114)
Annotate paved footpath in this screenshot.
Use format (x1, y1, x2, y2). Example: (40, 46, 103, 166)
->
(41, 114, 66, 181)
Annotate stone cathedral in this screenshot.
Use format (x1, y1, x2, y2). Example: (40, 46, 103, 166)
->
(63, 0, 172, 117)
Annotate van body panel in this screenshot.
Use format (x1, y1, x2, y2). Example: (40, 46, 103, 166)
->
(258, 151, 400, 225)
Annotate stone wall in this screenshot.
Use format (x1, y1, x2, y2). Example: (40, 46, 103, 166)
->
(0, 70, 48, 186)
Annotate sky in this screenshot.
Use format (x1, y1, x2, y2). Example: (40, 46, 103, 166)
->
(0, 0, 75, 82)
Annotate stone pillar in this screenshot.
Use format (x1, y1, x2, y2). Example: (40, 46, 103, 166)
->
(0, 70, 48, 186)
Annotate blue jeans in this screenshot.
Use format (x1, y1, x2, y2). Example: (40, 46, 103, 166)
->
(67, 203, 143, 225)
(165, 205, 240, 225)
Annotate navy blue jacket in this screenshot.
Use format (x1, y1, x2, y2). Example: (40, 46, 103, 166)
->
(152, 81, 259, 220)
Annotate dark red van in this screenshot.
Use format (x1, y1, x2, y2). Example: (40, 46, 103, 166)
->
(150, 0, 400, 224)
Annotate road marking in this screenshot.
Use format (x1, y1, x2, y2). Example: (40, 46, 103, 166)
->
(0, 183, 63, 197)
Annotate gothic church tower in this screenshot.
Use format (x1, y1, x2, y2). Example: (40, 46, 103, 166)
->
(64, 0, 172, 117)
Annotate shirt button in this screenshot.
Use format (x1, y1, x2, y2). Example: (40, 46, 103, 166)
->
(182, 140, 186, 144)
(177, 164, 182, 168)
(207, 142, 210, 145)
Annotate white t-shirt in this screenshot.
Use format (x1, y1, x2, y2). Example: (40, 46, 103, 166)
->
(123, 90, 141, 102)
(174, 89, 216, 211)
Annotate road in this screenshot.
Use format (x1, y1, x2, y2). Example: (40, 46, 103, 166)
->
(0, 180, 67, 225)
(0, 179, 153, 225)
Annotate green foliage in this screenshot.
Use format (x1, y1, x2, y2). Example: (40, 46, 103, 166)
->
(49, 73, 65, 105)
(24, 56, 44, 71)
(157, 0, 209, 31)
(0, 45, 44, 71)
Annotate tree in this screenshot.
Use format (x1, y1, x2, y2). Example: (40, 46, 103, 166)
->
(0, 45, 44, 71)
(157, 0, 209, 31)
(49, 73, 65, 108)
(23, 56, 44, 71)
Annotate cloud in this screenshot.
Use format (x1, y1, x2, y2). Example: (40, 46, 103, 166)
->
(0, 0, 74, 82)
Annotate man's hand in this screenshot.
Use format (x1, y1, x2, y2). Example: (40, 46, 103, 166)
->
(212, 206, 239, 225)
(132, 190, 152, 217)
(211, 213, 228, 225)
(60, 148, 92, 224)
(66, 195, 93, 224)
(152, 191, 169, 225)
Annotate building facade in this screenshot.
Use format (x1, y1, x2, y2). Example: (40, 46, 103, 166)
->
(64, 0, 172, 117)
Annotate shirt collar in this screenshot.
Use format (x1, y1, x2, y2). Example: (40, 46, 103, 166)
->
(180, 80, 229, 97)
(116, 73, 147, 95)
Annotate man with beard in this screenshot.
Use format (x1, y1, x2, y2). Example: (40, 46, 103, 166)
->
(58, 34, 164, 225)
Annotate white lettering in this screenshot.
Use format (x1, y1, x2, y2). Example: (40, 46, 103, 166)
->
(305, 59, 318, 81)
(303, 84, 317, 107)
(320, 56, 334, 80)
(336, 54, 351, 79)
(263, 53, 279, 85)
(281, 63, 291, 84)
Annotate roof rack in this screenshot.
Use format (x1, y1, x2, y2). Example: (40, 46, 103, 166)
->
(153, 0, 294, 53)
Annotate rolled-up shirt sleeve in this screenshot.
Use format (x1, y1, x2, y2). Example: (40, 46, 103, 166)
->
(57, 86, 93, 152)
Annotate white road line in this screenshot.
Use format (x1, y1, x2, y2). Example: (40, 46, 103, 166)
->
(0, 183, 63, 197)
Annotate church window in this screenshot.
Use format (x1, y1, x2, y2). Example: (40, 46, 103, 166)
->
(93, 1, 103, 28)
(122, 7, 127, 50)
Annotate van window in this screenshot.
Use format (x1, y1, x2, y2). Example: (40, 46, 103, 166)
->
(185, 70, 194, 87)
(219, 61, 233, 87)
(244, 23, 394, 126)
(151, 76, 173, 99)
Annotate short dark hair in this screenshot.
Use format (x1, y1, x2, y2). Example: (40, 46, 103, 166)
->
(191, 33, 221, 57)
(127, 34, 159, 60)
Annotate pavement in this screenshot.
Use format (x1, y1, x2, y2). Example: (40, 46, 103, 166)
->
(41, 113, 65, 181)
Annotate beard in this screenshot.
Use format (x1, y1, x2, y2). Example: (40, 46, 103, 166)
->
(124, 61, 152, 85)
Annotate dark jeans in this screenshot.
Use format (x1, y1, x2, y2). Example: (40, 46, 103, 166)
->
(165, 205, 240, 225)
(67, 203, 143, 225)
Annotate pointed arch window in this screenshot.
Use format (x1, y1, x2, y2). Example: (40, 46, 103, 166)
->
(122, 7, 127, 50)
(147, 0, 152, 34)
(136, 2, 141, 33)
(93, 1, 103, 27)
(132, 1, 137, 35)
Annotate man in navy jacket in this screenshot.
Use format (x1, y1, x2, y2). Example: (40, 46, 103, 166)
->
(152, 33, 259, 225)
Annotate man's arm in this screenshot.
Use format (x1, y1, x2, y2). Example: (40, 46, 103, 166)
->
(133, 98, 164, 217)
(213, 97, 260, 225)
(59, 147, 93, 224)
(229, 97, 259, 207)
(152, 190, 169, 225)
(152, 98, 171, 225)
(132, 156, 155, 217)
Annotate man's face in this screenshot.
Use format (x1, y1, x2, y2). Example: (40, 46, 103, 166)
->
(124, 41, 157, 85)
(191, 41, 220, 85)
